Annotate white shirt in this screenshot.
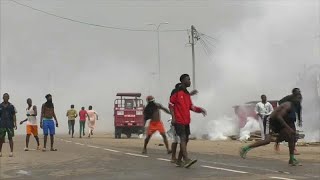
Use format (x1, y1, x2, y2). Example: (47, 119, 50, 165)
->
(87, 110, 98, 121)
(255, 102, 274, 118)
(26, 105, 37, 125)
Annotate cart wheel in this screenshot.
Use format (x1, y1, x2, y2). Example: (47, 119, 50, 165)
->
(126, 133, 131, 138)
(115, 128, 122, 139)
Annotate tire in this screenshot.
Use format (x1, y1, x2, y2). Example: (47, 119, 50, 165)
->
(126, 133, 131, 138)
(115, 127, 122, 139)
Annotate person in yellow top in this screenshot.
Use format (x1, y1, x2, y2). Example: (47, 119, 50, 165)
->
(66, 105, 77, 138)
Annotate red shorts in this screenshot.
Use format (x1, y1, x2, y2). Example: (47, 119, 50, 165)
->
(147, 121, 165, 135)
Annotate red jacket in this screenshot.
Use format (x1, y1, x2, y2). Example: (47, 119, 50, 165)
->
(169, 89, 202, 125)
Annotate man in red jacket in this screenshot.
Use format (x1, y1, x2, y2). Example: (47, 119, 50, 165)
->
(169, 74, 207, 168)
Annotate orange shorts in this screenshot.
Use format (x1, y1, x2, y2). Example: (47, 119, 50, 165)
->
(147, 121, 165, 135)
(27, 125, 38, 136)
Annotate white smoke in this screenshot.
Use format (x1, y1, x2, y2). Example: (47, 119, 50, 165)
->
(297, 65, 320, 142)
(1, 1, 319, 142)
(191, 1, 319, 142)
(239, 117, 260, 141)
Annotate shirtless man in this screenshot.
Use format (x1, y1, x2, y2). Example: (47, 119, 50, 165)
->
(275, 88, 302, 154)
(40, 94, 59, 151)
(240, 93, 302, 166)
(142, 96, 172, 154)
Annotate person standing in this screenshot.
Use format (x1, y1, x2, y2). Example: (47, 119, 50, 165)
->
(169, 74, 207, 168)
(0, 93, 17, 157)
(169, 83, 198, 163)
(255, 95, 274, 140)
(40, 94, 59, 151)
(20, 98, 40, 151)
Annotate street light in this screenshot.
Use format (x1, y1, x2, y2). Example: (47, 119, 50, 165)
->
(147, 22, 169, 80)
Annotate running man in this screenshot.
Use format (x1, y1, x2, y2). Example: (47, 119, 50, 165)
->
(275, 88, 302, 154)
(20, 98, 40, 151)
(40, 94, 59, 151)
(169, 74, 207, 168)
(79, 107, 89, 138)
(169, 83, 198, 163)
(87, 106, 98, 138)
(142, 96, 172, 154)
(240, 93, 302, 166)
(66, 104, 77, 138)
(255, 95, 274, 140)
(0, 93, 17, 157)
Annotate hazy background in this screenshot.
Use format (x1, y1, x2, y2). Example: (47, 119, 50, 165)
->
(1, 0, 319, 141)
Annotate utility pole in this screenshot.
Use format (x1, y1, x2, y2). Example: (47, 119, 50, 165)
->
(191, 25, 197, 89)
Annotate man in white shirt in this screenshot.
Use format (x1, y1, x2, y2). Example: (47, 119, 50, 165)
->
(20, 98, 40, 151)
(255, 95, 274, 140)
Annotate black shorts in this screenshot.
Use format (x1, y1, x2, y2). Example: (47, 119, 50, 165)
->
(270, 118, 284, 133)
(174, 124, 190, 142)
(270, 118, 296, 133)
(271, 118, 297, 142)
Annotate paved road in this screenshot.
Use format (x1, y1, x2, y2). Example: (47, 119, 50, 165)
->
(0, 136, 319, 180)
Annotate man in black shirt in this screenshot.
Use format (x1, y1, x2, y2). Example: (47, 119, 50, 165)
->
(0, 93, 17, 157)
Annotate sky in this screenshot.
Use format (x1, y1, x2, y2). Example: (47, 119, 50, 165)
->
(0, 0, 319, 141)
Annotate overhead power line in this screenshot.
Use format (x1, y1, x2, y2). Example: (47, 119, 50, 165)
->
(9, 0, 187, 32)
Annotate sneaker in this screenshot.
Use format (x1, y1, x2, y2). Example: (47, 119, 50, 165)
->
(289, 158, 302, 166)
(36, 146, 41, 150)
(239, 147, 248, 159)
(175, 161, 184, 167)
(184, 159, 197, 168)
(294, 149, 300, 155)
(167, 150, 172, 154)
(24, 147, 29, 151)
(9, 152, 13, 157)
(171, 159, 177, 164)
